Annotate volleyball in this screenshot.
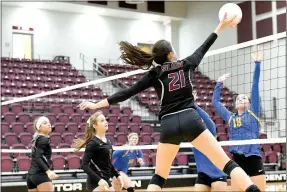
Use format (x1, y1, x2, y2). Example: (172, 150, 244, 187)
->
(218, 3, 242, 26)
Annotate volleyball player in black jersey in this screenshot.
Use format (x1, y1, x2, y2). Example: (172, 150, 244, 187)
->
(73, 111, 123, 192)
(26, 116, 58, 192)
(79, 14, 261, 192)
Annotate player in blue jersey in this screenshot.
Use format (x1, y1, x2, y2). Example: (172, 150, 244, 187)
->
(112, 132, 145, 192)
(192, 91, 227, 191)
(212, 50, 266, 191)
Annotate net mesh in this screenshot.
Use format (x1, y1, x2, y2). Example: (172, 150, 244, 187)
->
(200, 35, 286, 139)
(1, 33, 286, 188)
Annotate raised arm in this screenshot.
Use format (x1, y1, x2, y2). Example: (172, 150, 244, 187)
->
(195, 105, 216, 136)
(212, 78, 233, 122)
(250, 50, 263, 116)
(79, 70, 156, 110)
(250, 62, 261, 116)
(107, 72, 154, 104)
(184, 33, 218, 70)
(183, 14, 238, 70)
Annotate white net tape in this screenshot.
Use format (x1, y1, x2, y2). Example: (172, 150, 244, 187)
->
(2, 138, 286, 153)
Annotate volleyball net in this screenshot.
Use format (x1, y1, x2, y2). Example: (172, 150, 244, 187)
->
(1, 32, 286, 187)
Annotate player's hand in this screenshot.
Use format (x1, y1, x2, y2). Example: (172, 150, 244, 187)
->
(218, 73, 231, 83)
(98, 179, 110, 191)
(46, 170, 58, 180)
(252, 49, 263, 62)
(137, 158, 144, 166)
(78, 100, 97, 110)
(113, 176, 124, 188)
(220, 12, 239, 28)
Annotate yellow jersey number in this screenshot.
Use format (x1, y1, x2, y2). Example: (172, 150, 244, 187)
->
(233, 117, 242, 128)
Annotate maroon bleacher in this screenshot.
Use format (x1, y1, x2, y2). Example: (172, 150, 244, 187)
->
(1, 57, 164, 171)
(1, 57, 283, 171)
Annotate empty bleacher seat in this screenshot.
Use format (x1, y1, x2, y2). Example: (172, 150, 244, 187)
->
(17, 156, 31, 171)
(67, 154, 81, 169)
(1, 156, 13, 172)
(51, 155, 66, 170)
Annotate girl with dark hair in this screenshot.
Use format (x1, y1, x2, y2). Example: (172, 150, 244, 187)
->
(73, 111, 123, 192)
(27, 117, 58, 192)
(78, 14, 261, 192)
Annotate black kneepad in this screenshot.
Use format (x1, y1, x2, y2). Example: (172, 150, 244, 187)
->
(223, 160, 239, 176)
(127, 187, 134, 192)
(149, 174, 166, 189)
(245, 184, 261, 192)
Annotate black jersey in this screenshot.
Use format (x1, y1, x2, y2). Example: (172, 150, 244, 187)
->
(28, 135, 52, 175)
(81, 136, 119, 184)
(107, 33, 218, 119)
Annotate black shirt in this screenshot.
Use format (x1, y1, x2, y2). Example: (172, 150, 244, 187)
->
(107, 33, 218, 119)
(81, 136, 119, 183)
(28, 135, 52, 175)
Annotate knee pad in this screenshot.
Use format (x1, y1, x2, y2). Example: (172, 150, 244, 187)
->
(127, 187, 134, 192)
(223, 160, 239, 176)
(149, 174, 166, 189)
(245, 184, 261, 192)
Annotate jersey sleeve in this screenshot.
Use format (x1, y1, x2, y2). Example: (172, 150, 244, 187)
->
(81, 141, 102, 183)
(195, 105, 216, 136)
(112, 150, 126, 159)
(250, 61, 261, 117)
(212, 82, 232, 122)
(107, 70, 155, 105)
(184, 33, 218, 71)
(35, 136, 50, 172)
(137, 150, 144, 158)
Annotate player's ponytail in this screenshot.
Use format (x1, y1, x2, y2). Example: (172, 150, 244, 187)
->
(119, 39, 173, 70)
(72, 111, 103, 152)
(119, 41, 154, 70)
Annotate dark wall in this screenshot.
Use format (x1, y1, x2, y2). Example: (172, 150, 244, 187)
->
(237, 1, 286, 43)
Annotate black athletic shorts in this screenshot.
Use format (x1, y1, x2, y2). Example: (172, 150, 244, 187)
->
(159, 108, 207, 145)
(233, 153, 265, 177)
(26, 174, 51, 189)
(195, 172, 227, 187)
(86, 177, 112, 191)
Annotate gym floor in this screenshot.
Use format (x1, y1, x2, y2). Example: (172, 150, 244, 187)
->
(137, 182, 286, 191)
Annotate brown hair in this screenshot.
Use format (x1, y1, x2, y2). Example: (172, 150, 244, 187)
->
(119, 39, 173, 69)
(72, 111, 103, 152)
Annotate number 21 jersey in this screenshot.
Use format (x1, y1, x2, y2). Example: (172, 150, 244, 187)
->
(106, 33, 218, 120)
(154, 33, 218, 119)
